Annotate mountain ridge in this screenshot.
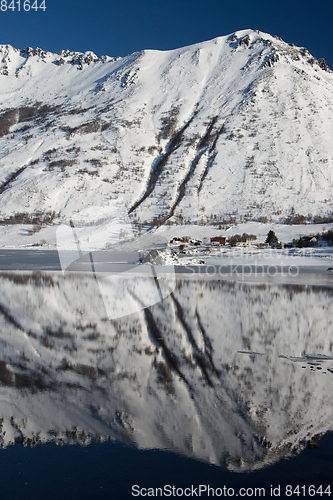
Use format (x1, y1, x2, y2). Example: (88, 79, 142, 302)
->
(0, 29, 333, 234)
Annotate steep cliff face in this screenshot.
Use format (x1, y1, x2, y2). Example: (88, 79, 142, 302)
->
(0, 272, 332, 471)
(0, 29, 333, 230)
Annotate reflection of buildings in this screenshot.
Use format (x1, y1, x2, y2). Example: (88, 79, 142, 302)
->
(0, 273, 332, 471)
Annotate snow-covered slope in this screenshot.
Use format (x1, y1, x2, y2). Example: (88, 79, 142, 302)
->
(0, 273, 332, 471)
(0, 29, 333, 234)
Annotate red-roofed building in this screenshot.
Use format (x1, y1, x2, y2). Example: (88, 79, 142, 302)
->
(211, 236, 226, 246)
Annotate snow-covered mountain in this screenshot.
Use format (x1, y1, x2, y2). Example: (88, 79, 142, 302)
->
(0, 273, 332, 471)
(0, 29, 333, 234)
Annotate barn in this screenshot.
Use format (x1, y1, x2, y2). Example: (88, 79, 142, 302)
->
(211, 237, 226, 246)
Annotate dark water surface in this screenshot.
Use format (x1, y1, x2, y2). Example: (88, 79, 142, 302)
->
(0, 433, 332, 500)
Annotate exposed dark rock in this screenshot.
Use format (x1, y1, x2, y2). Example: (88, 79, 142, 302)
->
(318, 58, 329, 71)
(238, 35, 250, 47)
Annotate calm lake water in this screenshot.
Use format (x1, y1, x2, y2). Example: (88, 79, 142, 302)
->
(0, 268, 332, 499)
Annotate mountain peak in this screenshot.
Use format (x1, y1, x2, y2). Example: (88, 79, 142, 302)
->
(0, 31, 332, 233)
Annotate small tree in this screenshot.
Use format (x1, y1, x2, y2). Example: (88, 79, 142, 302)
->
(265, 230, 278, 246)
(297, 237, 304, 248)
(229, 234, 240, 246)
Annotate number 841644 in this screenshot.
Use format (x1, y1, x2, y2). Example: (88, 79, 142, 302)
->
(1, 0, 46, 11)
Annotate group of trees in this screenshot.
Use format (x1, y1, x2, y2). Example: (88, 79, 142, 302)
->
(229, 231, 282, 247)
(265, 229, 333, 247)
(229, 233, 257, 246)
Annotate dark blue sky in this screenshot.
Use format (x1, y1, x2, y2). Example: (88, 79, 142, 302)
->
(1, 0, 332, 68)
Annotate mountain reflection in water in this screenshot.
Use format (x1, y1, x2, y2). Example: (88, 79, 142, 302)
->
(0, 271, 332, 473)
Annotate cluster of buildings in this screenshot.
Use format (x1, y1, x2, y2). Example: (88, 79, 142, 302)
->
(169, 235, 321, 250)
(169, 236, 251, 247)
